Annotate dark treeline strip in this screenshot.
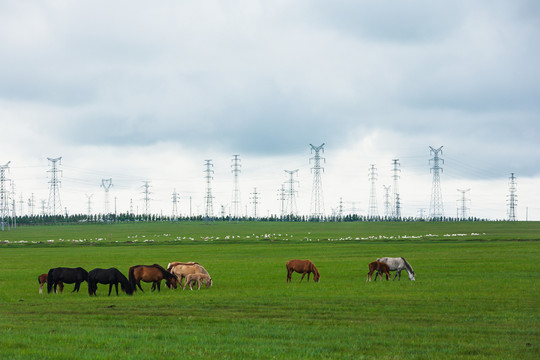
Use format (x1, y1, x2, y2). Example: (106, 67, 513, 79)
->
(1, 213, 489, 228)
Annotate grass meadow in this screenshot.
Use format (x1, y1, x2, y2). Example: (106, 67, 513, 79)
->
(0, 221, 539, 359)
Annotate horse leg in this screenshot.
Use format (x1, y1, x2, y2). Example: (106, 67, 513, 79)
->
(108, 284, 113, 296)
(197, 279, 202, 290)
(58, 282, 64, 293)
(299, 273, 306, 283)
(392, 270, 399, 281)
(137, 281, 144, 292)
(115, 283, 119, 295)
(157, 281, 161, 292)
(39, 283, 43, 294)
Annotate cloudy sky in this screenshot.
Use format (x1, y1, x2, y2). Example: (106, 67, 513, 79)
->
(1, 0, 539, 220)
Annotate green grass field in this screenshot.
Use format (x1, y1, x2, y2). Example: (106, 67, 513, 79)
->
(0, 221, 539, 359)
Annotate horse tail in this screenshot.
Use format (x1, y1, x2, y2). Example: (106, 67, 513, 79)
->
(46, 268, 54, 294)
(128, 266, 138, 292)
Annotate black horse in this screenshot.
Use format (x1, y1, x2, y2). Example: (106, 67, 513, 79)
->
(88, 268, 133, 296)
(47, 267, 88, 294)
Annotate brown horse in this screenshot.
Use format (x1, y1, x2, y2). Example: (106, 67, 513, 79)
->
(367, 261, 391, 282)
(286, 259, 320, 283)
(39, 273, 63, 294)
(166, 262, 211, 289)
(128, 264, 178, 292)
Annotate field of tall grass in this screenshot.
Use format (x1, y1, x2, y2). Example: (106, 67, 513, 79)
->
(0, 221, 538, 359)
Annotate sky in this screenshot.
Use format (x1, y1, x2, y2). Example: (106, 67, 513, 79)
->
(1, 0, 539, 220)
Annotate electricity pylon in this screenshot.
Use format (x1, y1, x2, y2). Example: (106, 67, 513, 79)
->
(310, 143, 325, 219)
(429, 146, 444, 219)
(284, 169, 299, 217)
(0, 162, 11, 231)
(368, 164, 378, 218)
(391, 159, 401, 219)
(231, 155, 241, 219)
(457, 189, 470, 220)
(47, 157, 62, 216)
(507, 173, 517, 221)
(204, 160, 214, 222)
(101, 178, 113, 215)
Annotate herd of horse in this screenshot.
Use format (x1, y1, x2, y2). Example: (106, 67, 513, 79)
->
(41, 262, 213, 296)
(40, 257, 415, 296)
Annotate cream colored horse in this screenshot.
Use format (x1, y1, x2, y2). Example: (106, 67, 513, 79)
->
(166, 262, 211, 289)
(184, 273, 212, 290)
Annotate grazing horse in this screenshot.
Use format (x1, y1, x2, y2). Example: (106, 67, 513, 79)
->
(376, 257, 415, 281)
(166, 262, 211, 289)
(47, 267, 88, 294)
(183, 273, 212, 290)
(39, 273, 63, 294)
(128, 264, 178, 292)
(286, 259, 320, 283)
(367, 261, 391, 282)
(88, 268, 133, 296)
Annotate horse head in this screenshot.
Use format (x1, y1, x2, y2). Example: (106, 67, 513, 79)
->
(205, 277, 213, 288)
(165, 276, 178, 289)
(408, 272, 416, 281)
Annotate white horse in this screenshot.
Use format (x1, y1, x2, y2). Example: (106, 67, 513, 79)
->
(376, 257, 415, 281)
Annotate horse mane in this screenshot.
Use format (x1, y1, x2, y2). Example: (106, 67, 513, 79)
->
(151, 263, 170, 275)
(309, 261, 319, 275)
(400, 257, 415, 274)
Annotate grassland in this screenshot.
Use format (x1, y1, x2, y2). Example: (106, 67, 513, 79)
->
(0, 221, 539, 359)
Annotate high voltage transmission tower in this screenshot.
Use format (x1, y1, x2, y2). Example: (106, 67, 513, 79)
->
(47, 157, 63, 216)
(0, 162, 11, 231)
(250, 187, 259, 219)
(231, 155, 241, 219)
(100, 178, 113, 215)
(85, 194, 93, 217)
(172, 189, 179, 220)
(391, 159, 401, 219)
(277, 184, 286, 218)
(309, 143, 325, 219)
(507, 173, 517, 221)
(368, 164, 379, 218)
(141, 181, 152, 218)
(457, 189, 470, 220)
(429, 146, 444, 219)
(382, 185, 391, 218)
(27, 193, 35, 216)
(204, 160, 214, 222)
(284, 169, 299, 217)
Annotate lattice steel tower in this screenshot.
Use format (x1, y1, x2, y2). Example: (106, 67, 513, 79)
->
(507, 173, 517, 221)
(172, 189, 179, 220)
(85, 194, 93, 217)
(0, 162, 11, 231)
(277, 184, 286, 218)
(47, 157, 63, 216)
(391, 159, 401, 219)
(368, 164, 379, 218)
(250, 187, 259, 219)
(101, 178, 113, 214)
(284, 169, 299, 216)
(309, 143, 325, 219)
(141, 181, 152, 217)
(429, 146, 444, 219)
(457, 189, 470, 220)
(204, 160, 214, 221)
(383, 185, 391, 218)
(231, 155, 241, 219)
